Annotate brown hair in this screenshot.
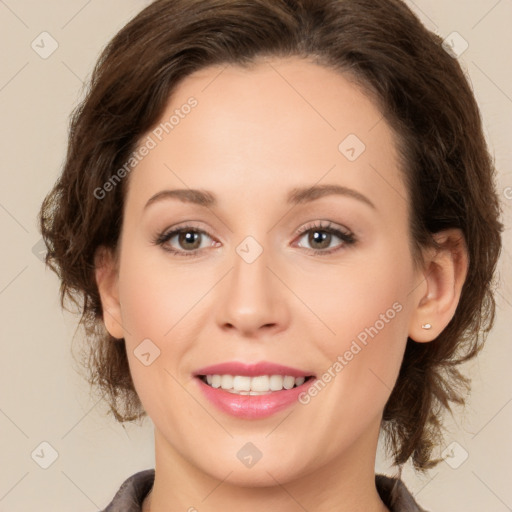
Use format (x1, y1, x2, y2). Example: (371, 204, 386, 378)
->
(38, 0, 504, 471)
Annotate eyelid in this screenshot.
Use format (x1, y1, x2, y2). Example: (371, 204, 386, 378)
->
(294, 219, 350, 236)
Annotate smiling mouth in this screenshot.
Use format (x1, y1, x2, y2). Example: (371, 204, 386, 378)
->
(197, 374, 315, 395)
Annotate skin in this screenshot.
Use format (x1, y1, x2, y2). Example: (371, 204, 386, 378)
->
(95, 56, 468, 512)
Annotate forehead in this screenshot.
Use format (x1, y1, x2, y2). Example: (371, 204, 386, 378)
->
(127, 56, 407, 217)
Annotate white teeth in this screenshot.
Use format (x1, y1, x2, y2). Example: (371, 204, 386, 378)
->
(251, 375, 270, 391)
(283, 376, 295, 389)
(232, 375, 251, 391)
(220, 375, 234, 390)
(269, 375, 284, 391)
(203, 374, 309, 393)
(295, 377, 306, 386)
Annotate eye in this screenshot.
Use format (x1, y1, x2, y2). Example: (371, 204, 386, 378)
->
(152, 224, 218, 257)
(294, 221, 356, 255)
(152, 220, 357, 258)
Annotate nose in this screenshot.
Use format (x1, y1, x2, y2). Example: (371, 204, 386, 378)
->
(216, 242, 290, 338)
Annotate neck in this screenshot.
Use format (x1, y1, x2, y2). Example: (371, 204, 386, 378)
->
(143, 420, 390, 512)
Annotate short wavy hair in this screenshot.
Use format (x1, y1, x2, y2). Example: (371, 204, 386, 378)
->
(38, 0, 504, 471)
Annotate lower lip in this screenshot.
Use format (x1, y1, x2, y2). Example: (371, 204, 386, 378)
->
(195, 377, 315, 419)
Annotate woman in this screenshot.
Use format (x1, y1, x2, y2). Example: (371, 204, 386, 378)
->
(38, 0, 503, 510)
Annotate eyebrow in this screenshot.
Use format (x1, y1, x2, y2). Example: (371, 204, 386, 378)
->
(143, 184, 376, 211)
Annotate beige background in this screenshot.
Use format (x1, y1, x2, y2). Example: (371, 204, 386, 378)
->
(0, 1, 511, 510)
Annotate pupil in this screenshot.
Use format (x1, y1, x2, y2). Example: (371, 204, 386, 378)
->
(180, 231, 200, 249)
(311, 230, 329, 249)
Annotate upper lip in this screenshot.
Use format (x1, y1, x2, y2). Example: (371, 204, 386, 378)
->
(194, 361, 315, 378)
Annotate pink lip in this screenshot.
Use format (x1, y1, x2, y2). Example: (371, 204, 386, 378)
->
(194, 361, 313, 378)
(195, 376, 316, 419)
(193, 361, 316, 420)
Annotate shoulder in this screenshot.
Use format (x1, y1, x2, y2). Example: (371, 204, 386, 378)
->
(376, 474, 430, 512)
(100, 468, 155, 512)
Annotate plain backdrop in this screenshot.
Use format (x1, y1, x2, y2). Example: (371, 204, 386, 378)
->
(0, 1, 511, 510)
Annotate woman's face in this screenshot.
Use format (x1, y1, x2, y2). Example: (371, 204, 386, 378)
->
(101, 57, 426, 484)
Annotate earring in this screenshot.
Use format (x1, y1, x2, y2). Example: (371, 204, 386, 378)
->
(421, 323, 432, 329)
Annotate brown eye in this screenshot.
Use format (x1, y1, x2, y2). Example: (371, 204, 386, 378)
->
(153, 225, 217, 257)
(176, 230, 202, 250)
(295, 222, 356, 255)
(305, 230, 333, 250)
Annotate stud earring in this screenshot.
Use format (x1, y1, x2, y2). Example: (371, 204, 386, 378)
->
(421, 323, 432, 329)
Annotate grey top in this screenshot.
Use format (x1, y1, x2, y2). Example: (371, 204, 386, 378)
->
(100, 469, 428, 511)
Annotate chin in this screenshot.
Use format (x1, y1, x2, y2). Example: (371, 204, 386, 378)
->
(215, 464, 300, 488)
(192, 450, 313, 488)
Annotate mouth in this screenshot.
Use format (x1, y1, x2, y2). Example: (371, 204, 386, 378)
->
(192, 361, 316, 418)
(197, 374, 315, 395)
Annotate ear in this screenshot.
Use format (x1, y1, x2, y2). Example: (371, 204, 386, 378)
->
(408, 228, 469, 343)
(94, 245, 124, 339)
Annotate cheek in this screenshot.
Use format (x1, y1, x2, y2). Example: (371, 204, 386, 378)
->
(312, 243, 414, 398)
(117, 248, 208, 343)
(115, 244, 218, 411)
(318, 254, 409, 335)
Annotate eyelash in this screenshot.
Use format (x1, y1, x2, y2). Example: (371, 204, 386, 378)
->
(151, 221, 357, 258)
